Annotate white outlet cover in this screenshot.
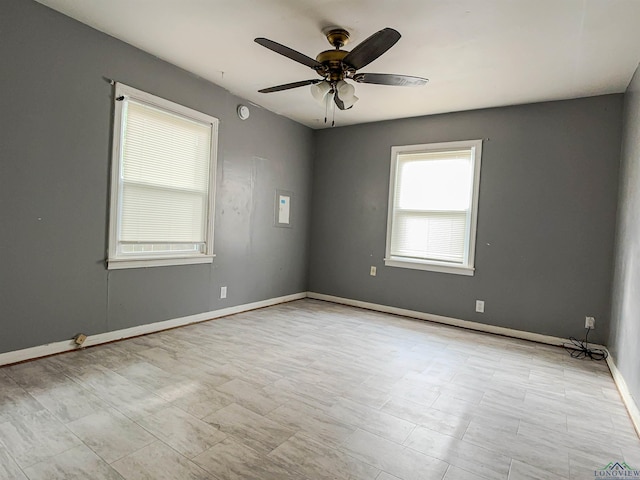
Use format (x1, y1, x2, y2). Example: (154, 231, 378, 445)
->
(475, 300, 485, 313)
(220, 286, 227, 299)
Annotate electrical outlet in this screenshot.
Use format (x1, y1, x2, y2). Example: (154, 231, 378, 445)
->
(585, 316, 595, 329)
(220, 286, 227, 299)
(370, 266, 377, 276)
(475, 300, 485, 313)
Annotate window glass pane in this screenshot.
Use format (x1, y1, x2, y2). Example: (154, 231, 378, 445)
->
(397, 152, 472, 211)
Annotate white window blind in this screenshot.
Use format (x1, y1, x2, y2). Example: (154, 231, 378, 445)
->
(120, 100, 211, 245)
(385, 140, 482, 275)
(108, 83, 218, 269)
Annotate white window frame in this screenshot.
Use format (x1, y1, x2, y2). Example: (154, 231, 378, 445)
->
(384, 139, 482, 276)
(107, 83, 218, 270)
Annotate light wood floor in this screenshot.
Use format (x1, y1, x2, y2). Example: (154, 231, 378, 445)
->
(0, 299, 638, 479)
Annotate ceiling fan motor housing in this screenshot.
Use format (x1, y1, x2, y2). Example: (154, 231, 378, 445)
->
(316, 49, 351, 82)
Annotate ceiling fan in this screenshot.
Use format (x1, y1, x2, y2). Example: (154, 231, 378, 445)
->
(254, 27, 428, 117)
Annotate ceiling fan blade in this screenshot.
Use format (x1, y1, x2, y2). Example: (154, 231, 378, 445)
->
(353, 73, 428, 86)
(258, 79, 322, 93)
(255, 38, 323, 69)
(342, 28, 401, 70)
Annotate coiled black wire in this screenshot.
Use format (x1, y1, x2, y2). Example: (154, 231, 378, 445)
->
(563, 327, 608, 361)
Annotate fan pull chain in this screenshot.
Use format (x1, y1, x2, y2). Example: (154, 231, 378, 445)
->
(331, 91, 336, 127)
(324, 92, 330, 124)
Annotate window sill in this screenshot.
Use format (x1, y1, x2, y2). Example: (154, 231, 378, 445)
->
(107, 254, 215, 270)
(384, 257, 475, 276)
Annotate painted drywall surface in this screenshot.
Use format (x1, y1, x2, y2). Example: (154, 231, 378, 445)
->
(0, 0, 313, 353)
(609, 64, 640, 403)
(309, 96, 622, 344)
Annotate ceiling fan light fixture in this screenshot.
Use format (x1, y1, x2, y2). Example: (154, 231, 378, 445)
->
(342, 94, 359, 109)
(336, 80, 355, 99)
(336, 80, 358, 109)
(311, 81, 331, 103)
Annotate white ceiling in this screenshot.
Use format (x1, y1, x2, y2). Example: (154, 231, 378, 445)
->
(36, 0, 640, 129)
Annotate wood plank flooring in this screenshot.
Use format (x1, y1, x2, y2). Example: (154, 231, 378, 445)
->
(0, 299, 638, 479)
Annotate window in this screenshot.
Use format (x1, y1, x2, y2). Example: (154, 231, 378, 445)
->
(108, 83, 218, 269)
(385, 140, 482, 276)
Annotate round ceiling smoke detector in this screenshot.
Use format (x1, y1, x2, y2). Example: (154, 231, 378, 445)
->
(237, 105, 250, 120)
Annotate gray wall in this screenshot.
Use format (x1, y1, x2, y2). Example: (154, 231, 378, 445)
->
(0, 0, 627, 356)
(309, 96, 622, 344)
(609, 64, 640, 404)
(0, 0, 313, 354)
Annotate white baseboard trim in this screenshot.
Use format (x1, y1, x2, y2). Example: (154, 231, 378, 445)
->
(0, 292, 307, 367)
(307, 292, 579, 347)
(606, 354, 640, 438)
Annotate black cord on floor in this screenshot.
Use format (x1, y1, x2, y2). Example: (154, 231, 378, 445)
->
(563, 327, 608, 361)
